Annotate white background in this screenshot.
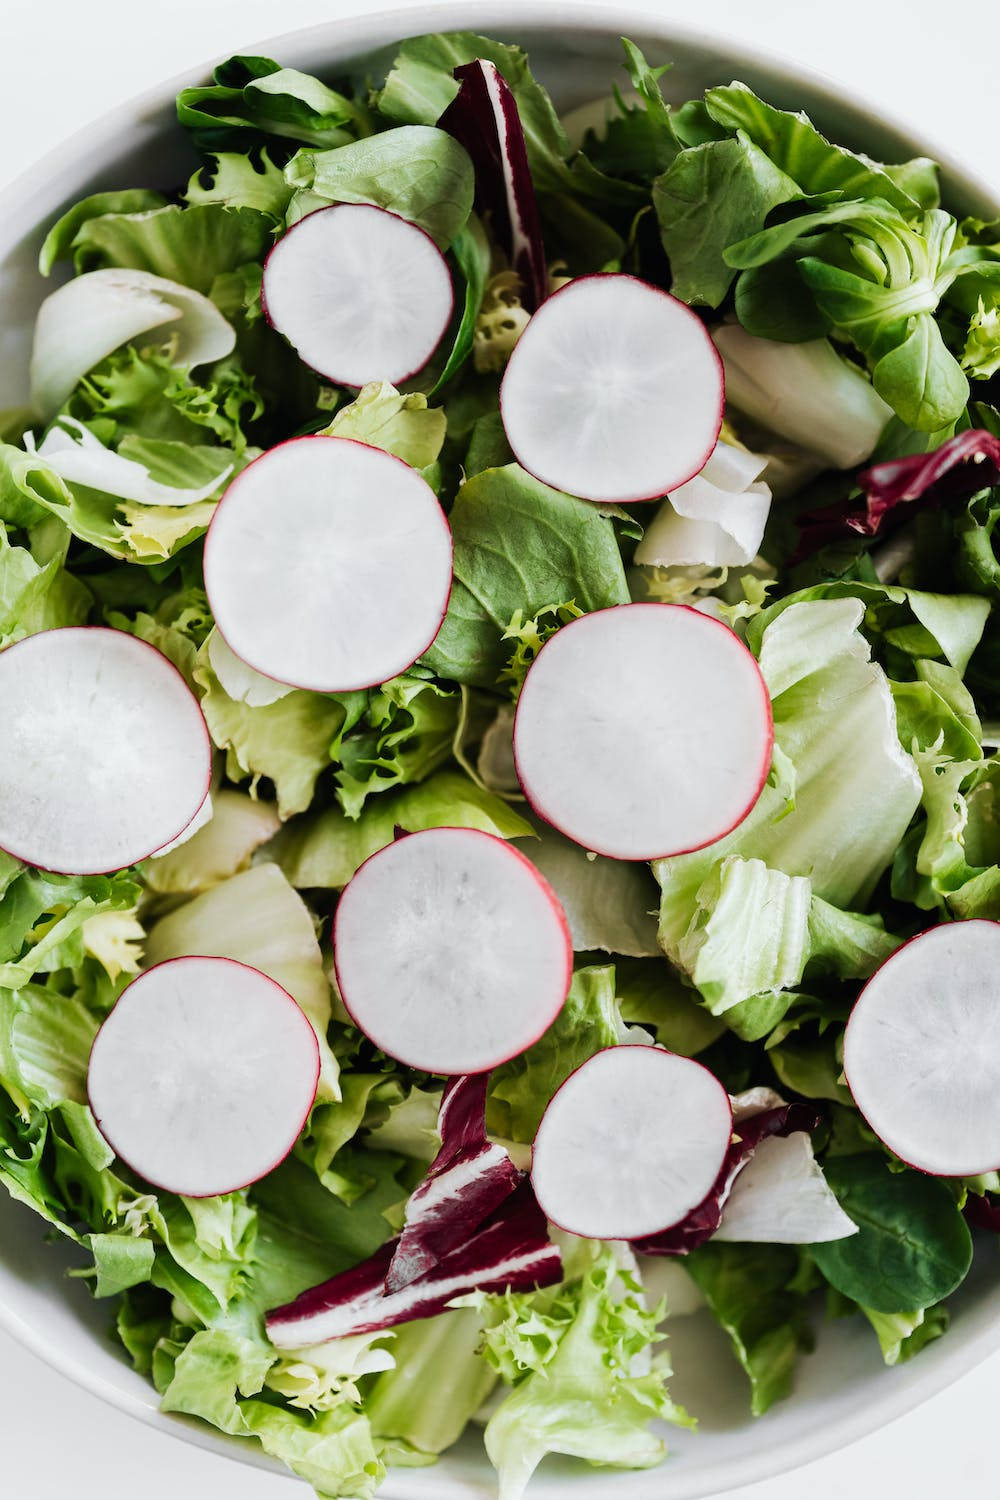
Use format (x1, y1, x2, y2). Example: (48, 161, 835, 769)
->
(1, 0, 998, 1495)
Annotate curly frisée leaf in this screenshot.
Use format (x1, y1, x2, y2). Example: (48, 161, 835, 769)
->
(483, 1240, 693, 1500)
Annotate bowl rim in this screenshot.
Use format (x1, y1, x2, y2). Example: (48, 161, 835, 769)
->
(1, 3, 998, 1496)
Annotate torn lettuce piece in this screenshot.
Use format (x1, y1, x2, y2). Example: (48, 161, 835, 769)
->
(657, 598, 920, 980)
(285, 126, 475, 250)
(366, 1308, 497, 1456)
(481, 1239, 692, 1500)
(321, 382, 447, 469)
(520, 821, 660, 956)
(30, 268, 235, 419)
(193, 637, 355, 819)
(141, 789, 281, 895)
(265, 769, 533, 889)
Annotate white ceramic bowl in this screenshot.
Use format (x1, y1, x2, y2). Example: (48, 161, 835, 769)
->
(1, 5, 998, 1496)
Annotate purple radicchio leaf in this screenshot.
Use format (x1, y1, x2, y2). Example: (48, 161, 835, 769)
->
(964, 1192, 1000, 1233)
(793, 429, 1000, 561)
(632, 1092, 821, 1257)
(265, 1177, 561, 1348)
(853, 429, 1000, 536)
(384, 1073, 523, 1292)
(440, 59, 548, 311)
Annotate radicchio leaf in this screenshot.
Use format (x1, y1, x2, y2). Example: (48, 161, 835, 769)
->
(440, 59, 548, 311)
(633, 1090, 820, 1257)
(265, 1179, 561, 1348)
(384, 1073, 523, 1292)
(964, 1192, 1000, 1232)
(793, 429, 1000, 561)
(854, 429, 1000, 536)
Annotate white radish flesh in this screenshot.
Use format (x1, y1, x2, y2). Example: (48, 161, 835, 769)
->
(500, 275, 724, 504)
(203, 436, 453, 693)
(531, 1045, 733, 1239)
(333, 827, 572, 1074)
(0, 628, 210, 875)
(88, 956, 319, 1196)
(513, 603, 773, 861)
(262, 203, 453, 387)
(843, 921, 1000, 1176)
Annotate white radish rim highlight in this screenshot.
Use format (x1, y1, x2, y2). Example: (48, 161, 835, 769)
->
(513, 604, 774, 861)
(88, 956, 320, 1197)
(334, 827, 572, 1074)
(0, 627, 211, 876)
(843, 920, 1000, 1176)
(203, 436, 453, 693)
(531, 1045, 734, 1239)
(262, 204, 454, 388)
(500, 274, 724, 504)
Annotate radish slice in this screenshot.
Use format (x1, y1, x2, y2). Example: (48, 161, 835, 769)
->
(261, 203, 454, 387)
(88, 956, 319, 1196)
(440, 60, 548, 311)
(333, 827, 572, 1074)
(513, 603, 773, 861)
(500, 275, 724, 504)
(384, 1074, 522, 1292)
(843, 921, 1000, 1176)
(530, 1045, 733, 1240)
(0, 627, 210, 875)
(266, 1179, 561, 1348)
(203, 436, 453, 693)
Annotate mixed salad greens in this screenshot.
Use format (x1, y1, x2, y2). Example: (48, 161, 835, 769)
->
(2, 27, 1000, 1500)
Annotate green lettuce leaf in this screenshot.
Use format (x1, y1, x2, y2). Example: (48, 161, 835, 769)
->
(809, 1154, 973, 1313)
(0, 520, 91, 647)
(653, 132, 800, 306)
(39, 201, 273, 295)
(321, 382, 446, 468)
(421, 464, 630, 686)
(684, 1241, 814, 1415)
(177, 56, 369, 152)
(286, 127, 474, 250)
(487, 966, 626, 1143)
(481, 1241, 691, 1500)
(366, 1309, 497, 1456)
(193, 638, 351, 818)
(265, 769, 534, 889)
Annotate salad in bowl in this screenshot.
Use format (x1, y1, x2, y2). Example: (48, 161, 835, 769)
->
(1, 23, 1000, 1500)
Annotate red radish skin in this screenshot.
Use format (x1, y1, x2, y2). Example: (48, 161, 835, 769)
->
(512, 604, 774, 862)
(203, 435, 453, 694)
(88, 956, 320, 1198)
(634, 1100, 820, 1256)
(333, 827, 573, 1076)
(266, 1179, 561, 1347)
(440, 60, 548, 311)
(500, 274, 724, 504)
(385, 1073, 523, 1292)
(531, 1045, 734, 1241)
(843, 920, 1000, 1178)
(261, 203, 454, 388)
(0, 627, 211, 877)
